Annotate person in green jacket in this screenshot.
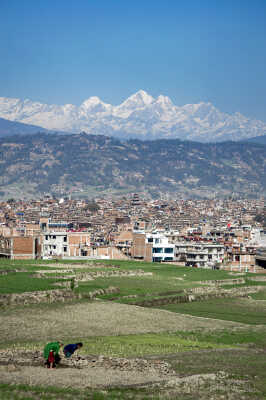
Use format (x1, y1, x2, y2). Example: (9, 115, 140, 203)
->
(43, 341, 63, 368)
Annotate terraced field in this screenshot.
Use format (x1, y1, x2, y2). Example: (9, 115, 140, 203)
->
(0, 259, 266, 399)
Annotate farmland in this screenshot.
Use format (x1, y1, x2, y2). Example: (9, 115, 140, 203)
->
(0, 259, 266, 399)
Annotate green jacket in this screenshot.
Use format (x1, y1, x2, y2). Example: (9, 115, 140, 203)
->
(43, 342, 61, 359)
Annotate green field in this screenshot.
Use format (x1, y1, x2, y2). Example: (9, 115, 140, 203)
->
(0, 271, 65, 294)
(157, 297, 266, 325)
(0, 258, 249, 296)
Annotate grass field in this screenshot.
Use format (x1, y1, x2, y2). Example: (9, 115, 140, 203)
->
(0, 258, 256, 296)
(157, 297, 266, 325)
(0, 258, 266, 399)
(0, 272, 64, 294)
(251, 290, 266, 300)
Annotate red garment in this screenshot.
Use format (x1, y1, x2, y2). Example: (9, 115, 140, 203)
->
(48, 350, 55, 364)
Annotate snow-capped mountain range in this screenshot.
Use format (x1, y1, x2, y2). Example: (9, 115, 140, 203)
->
(0, 90, 265, 142)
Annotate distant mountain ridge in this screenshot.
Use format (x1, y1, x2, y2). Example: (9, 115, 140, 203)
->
(244, 135, 266, 145)
(0, 90, 266, 142)
(0, 117, 54, 137)
(0, 133, 265, 199)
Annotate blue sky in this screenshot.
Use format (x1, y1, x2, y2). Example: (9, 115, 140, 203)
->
(1, 0, 266, 121)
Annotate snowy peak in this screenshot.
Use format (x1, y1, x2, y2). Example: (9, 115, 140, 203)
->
(81, 96, 102, 107)
(80, 97, 112, 114)
(156, 95, 173, 106)
(0, 91, 265, 142)
(190, 102, 220, 118)
(119, 90, 154, 108)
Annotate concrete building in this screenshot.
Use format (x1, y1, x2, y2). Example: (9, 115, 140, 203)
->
(113, 231, 133, 257)
(0, 235, 40, 259)
(255, 228, 266, 269)
(42, 232, 90, 259)
(175, 242, 225, 268)
(226, 244, 255, 268)
(132, 232, 175, 262)
(132, 232, 153, 261)
(88, 245, 130, 260)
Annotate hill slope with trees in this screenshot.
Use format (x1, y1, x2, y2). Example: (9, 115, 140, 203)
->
(0, 133, 265, 198)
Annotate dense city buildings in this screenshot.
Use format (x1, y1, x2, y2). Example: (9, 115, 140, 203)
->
(0, 195, 265, 271)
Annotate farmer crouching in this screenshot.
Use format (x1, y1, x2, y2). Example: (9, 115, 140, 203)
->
(43, 341, 63, 368)
(63, 342, 83, 358)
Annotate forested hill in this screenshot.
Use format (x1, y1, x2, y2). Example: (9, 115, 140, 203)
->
(0, 133, 265, 198)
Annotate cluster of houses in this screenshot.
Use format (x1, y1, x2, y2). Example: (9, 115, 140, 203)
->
(0, 195, 265, 271)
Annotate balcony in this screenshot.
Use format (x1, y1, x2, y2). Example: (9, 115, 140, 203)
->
(0, 246, 11, 256)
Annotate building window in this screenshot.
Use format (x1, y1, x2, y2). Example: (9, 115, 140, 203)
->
(188, 254, 196, 259)
(64, 236, 67, 242)
(147, 238, 153, 243)
(165, 248, 173, 253)
(64, 246, 67, 252)
(153, 248, 163, 253)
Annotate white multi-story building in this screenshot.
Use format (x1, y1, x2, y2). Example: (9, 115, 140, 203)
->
(255, 228, 266, 269)
(42, 232, 68, 258)
(132, 231, 175, 262)
(175, 242, 225, 268)
(42, 231, 90, 259)
(146, 232, 175, 262)
(132, 232, 224, 266)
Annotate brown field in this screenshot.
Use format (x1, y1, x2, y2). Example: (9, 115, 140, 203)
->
(0, 301, 248, 345)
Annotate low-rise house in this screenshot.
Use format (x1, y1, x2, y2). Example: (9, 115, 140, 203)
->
(226, 244, 255, 268)
(0, 235, 41, 259)
(113, 231, 133, 257)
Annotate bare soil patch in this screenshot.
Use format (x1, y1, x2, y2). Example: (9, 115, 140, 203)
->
(38, 263, 116, 269)
(0, 301, 248, 345)
(0, 350, 252, 398)
(0, 364, 170, 388)
(0, 350, 174, 389)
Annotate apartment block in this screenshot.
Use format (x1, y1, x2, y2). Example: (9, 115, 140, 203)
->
(132, 232, 175, 262)
(175, 242, 225, 268)
(42, 232, 90, 258)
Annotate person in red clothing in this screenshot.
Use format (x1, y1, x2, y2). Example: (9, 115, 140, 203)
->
(47, 349, 55, 368)
(43, 341, 63, 368)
